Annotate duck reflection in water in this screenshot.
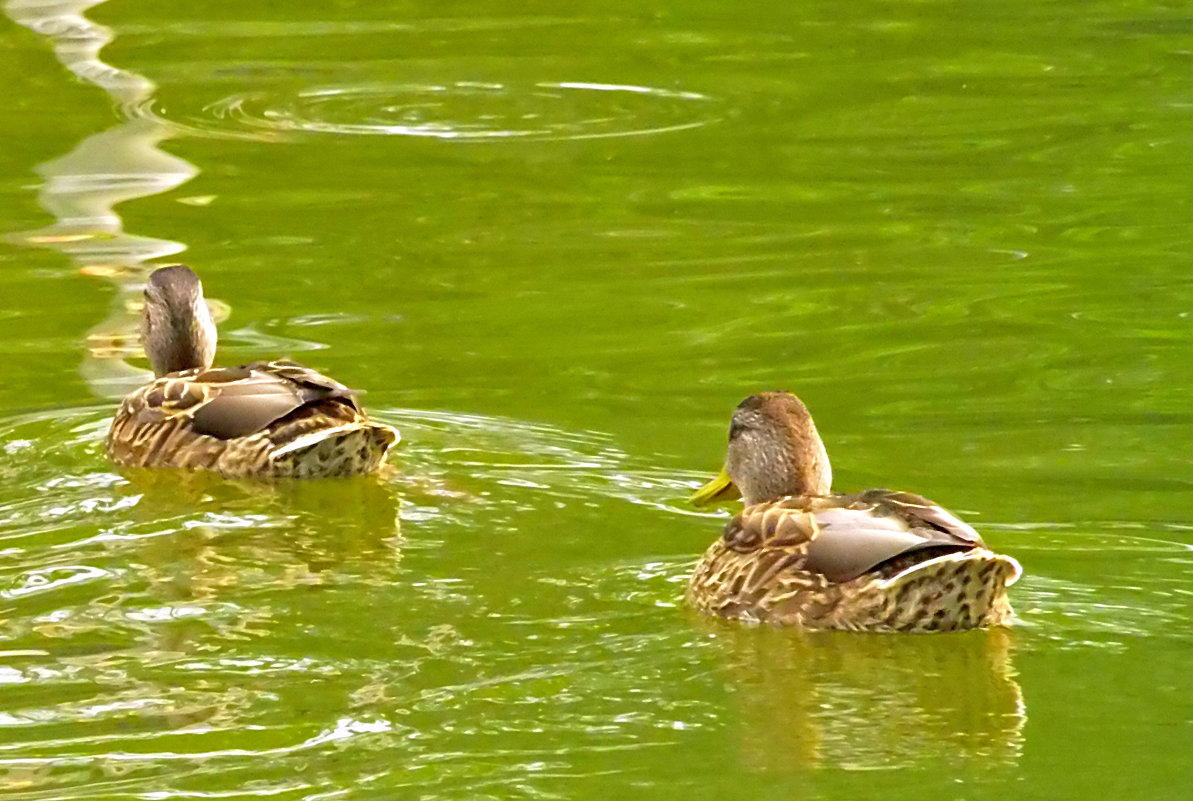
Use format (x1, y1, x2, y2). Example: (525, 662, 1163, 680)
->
(114, 471, 403, 672)
(121, 469, 403, 600)
(703, 622, 1025, 772)
(2, 469, 404, 744)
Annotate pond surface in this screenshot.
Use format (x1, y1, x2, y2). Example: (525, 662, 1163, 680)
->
(2, 0, 1192, 798)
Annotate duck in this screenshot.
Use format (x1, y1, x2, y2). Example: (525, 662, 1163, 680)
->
(105, 264, 398, 479)
(688, 392, 1021, 632)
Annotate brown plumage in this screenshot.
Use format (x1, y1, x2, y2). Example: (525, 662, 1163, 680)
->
(688, 392, 1021, 632)
(105, 265, 398, 479)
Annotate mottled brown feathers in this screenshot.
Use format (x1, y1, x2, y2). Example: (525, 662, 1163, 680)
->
(106, 359, 397, 479)
(688, 490, 1022, 632)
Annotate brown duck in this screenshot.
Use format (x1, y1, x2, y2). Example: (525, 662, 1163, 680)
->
(688, 392, 1021, 632)
(106, 265, 398, 478)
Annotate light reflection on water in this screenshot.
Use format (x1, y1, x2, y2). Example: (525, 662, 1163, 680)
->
(5, 0, 203, 400)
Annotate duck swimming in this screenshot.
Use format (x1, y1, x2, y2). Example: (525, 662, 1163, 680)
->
(106, 265, 398, 479)
(688, 392, 1020, 632)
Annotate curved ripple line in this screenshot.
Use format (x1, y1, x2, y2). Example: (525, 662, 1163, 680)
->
(0, 716, 394, 766)
(1, 565, 113, 599)
(123, 96, 285, 143)
(548, 81, 709, 100)
(133, 79, 718, 143)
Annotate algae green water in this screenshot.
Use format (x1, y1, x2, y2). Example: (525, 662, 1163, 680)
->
(2, 1, 1192, 798)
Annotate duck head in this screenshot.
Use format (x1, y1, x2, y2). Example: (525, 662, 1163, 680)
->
(691, 392, 833, 507)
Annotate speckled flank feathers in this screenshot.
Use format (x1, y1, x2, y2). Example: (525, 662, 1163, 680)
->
(688, 519, 1021, 631)
(271, 423, 397, 479)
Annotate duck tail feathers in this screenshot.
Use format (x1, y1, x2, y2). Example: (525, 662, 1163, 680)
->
(270, 422, 398, 477)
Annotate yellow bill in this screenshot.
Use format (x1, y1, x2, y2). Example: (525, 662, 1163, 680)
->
(689, 465, 741, 507)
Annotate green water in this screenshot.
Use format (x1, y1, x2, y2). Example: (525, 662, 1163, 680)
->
(2, 0, 1192, 797)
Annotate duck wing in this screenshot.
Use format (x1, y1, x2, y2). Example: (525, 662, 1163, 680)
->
(145, 360, 360, 440)
(725, 490, 985, 584)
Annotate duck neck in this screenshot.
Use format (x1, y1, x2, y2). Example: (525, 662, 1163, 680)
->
(144, 301, 216, 377)
(734, 433, 833, 505)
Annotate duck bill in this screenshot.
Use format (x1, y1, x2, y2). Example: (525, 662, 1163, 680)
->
(689, 466, 741, 507)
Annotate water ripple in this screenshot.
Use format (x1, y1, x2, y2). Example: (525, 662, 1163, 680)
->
(2, 566, 113, 600)
(133, 80, 718, 143)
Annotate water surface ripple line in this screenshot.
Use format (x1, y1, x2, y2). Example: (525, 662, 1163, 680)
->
(130, 79, 719, 142)
(0, 717, 394, 765)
